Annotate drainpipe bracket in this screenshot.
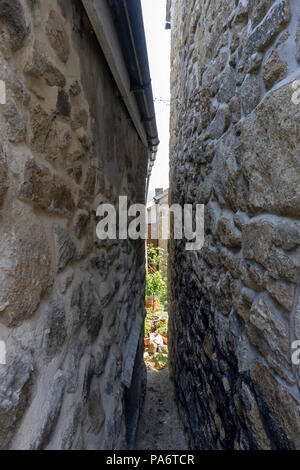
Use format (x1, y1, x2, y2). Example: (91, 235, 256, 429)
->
(130, 80, 152, 93)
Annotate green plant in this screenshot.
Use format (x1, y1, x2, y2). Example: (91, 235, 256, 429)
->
(160, 282, 168, 310)
(147, 244, 166, 274)
(145, 314, 152, 337)
(156, 319, 168, 336)
(146, 244, 167, 306)
(145, 245, 168, 342)
(153, 350, 168, 369)
(144, 309, 168, 338)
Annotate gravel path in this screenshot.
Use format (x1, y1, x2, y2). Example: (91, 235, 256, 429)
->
(135, 368, 189, 450)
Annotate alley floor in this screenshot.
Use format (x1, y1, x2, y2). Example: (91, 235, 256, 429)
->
(135, 369, 189, 450)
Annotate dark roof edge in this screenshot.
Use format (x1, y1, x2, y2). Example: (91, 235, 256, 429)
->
(82, 0, 158, 186)
(108, 0, 159, 180)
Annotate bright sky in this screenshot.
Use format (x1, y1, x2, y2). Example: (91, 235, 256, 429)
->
(141, 0, 171, 202)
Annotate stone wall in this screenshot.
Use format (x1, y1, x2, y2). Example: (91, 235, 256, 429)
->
(0, 0, 148, 449)
(169, 0, 300, 449)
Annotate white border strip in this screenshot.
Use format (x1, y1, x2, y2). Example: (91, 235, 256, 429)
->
(0, 341, 6, 365)
(0, 80, 6, 105)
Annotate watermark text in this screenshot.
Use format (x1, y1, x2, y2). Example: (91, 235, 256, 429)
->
(96, 197, 204, 251)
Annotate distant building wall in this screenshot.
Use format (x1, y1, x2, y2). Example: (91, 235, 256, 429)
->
(147, 189, 169, 278)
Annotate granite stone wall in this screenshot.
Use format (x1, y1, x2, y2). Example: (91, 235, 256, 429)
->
(0, 0, 147, 449)
(169, 0, 300, 449)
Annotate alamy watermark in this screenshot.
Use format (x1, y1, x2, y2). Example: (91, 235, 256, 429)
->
(96, 196, 204, 251)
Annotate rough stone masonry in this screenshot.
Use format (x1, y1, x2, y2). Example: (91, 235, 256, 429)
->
(0, 0, 148, 449)
(169, 0, 300, 449)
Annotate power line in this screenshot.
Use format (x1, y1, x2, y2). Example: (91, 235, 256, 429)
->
(154, 97, 170, 105)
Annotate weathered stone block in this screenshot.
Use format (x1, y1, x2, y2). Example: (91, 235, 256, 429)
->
(231, 4, 248, 27)
(86, 385, 105, 436)
(45, 297, 67, 359)
(214, 271, 234, 316)
(54, 224, 76, 272)
(201, 239, 220, 268)
(71, 108, 89, 130)
(3, 98, 26, 143)
(74, 211, 90, 239)
(266, 249, 297, 283)
(0, 345, 33, 449)
(66, 162, 83, 184)
(83, 165, 97, 196)
(243, 220, 273, 267)
(208, 104, 231, 140)
(241, 83, 300, 217)
(263, 49, 287, 90)
(29, 105, 59, 163)
(0, 154, 8, 207)
(220, 248, 239, 278)
(217, 67, 236, 104)
(56, 88, 71, 120)
(70, 279, 90, 328)
(230, 24, 247, 54)
(0, 222, 53, 327)
(234, 381, 271, 449)
(203, 334, 214, 359)
(0, 0, 30, 52)
(86, 289, 103, 342)
(243, 220, 297, 283)
(247, 53, 264, 73)
(272, 221, 300, 251)
(93, 338, 110, 377)
(69, 80, 81, 96)
(218, 217, 242, 249)
(0, 53, 30, 104)
(30, 372, 66, 450)
(248, 297, 290, 371)
(18, 159, 75, 217)
(239, 259, 265, 292)
(244, 1, 290, 57)
(251, 361, 300, 449)
(24, 42, 66, 87)
(46, 10, 70, 63)
(240, 74, 261, 115)
(264, 274, 294, 311)
(202, 64, 219, 95)
(61, 404, 82, 450)
(231, 280, 252, 322)
(70, 279, 103, 340)
(229, 94, 241, 123)
(213, 129, 248, 213)
(66, 340, 84, 394)
(248, 0, 276, 29)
